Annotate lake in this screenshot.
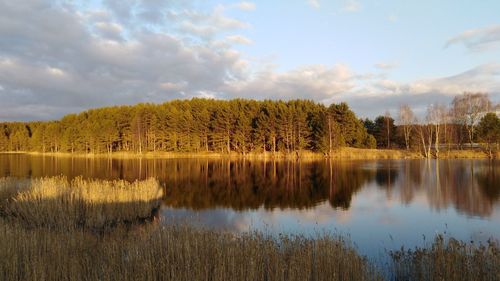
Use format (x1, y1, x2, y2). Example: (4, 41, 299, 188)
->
(1, 154, 499, 257)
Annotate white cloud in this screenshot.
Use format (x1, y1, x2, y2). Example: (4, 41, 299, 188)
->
(0, 1, 498, 122)
(0, 1, 250, 121)
(343, 0, 361, 12)
(236, 2, 256, 11)
(225, 35, 253, 45)
(373, 79, 401, 93)
(307, 0, 320, 9)
(411, 63, 500, 95)
(374, 62, 399, 70)
(46, 67, 66, 77)
(387, 14, 398, 22)
(366, 64, 500, 97)
(445, 24, 500, 51)
(159, 82, 186, 91)
(168, 7, 251, 40)
(196, 90, 218, 99)
(223, 64, 355, 102)
(338, 63, 500, 118)
(94, 22, 124, 41)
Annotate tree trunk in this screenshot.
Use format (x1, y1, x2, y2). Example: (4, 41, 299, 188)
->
(434, 124, 440, 158)
(467, 126, 474, 148)
(419, 127, 428, 158)
(226, 130, 231, 154)
(328, 117, 333, 155)
(272, 135, 276, 154)
(404, 125, 410, 150)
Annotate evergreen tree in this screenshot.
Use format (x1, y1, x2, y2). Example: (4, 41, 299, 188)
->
(373, 115, 397, 149)
(0, 98, 380, 154)
(476, 113, 500, 158)
(0, 124, 9, 151)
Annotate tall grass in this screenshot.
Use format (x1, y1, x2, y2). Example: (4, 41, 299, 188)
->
(0, 177, 498, 281)
(0, 220, 383, 281)
(14, 147, 492, 159)
(331, 148, 423, 160)
(0, 176, 163, 229)
(390, 235, 500, 281)
(0, 177, 30, 215)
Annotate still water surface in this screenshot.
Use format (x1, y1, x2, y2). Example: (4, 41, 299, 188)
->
(1, 154, 499, 256)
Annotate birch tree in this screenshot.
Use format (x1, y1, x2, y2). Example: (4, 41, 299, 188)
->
(452, 92, 492, 147)
(398, 104, 415, 150)
(426, 104, 447, 158)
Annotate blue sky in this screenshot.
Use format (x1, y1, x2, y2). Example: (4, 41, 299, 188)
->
(0, 0, 499, 121)
(220, 0, 500, 80)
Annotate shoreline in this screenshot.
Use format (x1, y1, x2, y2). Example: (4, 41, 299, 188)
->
(0, 147, 495, 160)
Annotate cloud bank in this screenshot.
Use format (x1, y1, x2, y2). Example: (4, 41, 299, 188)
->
(445, 24, 500, 51)
(0, 1, 498, 121)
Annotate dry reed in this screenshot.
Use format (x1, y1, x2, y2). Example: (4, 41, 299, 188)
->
(1, 177, 498, 281)
(0, 177, 30, 215)
(15, 147, 491, 160)
(390, 235, 500, 281)
(0, 219, 382, 281)
(0, 176, 163, 229)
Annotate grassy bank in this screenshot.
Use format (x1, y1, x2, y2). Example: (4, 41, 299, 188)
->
(0, 177, 499, 281)
(1, 147, 495, 159)
(0, 177, 380, 281)
(0, 220, 382, 281)
(0, 219, 498, 281)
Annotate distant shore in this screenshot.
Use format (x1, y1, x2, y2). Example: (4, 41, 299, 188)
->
(0, 147, 495, 160)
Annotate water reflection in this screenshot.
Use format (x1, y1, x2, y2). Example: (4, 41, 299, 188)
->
(164, 160, 375, 210)
(0, 155, 498, 218)
(2, 154, 499, 255)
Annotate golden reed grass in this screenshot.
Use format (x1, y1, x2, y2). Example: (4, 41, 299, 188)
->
(0, 176, 163, 229)
(0, 177, 498, 281)
(0, 221, 381, 281)
(15, 147, 492, 160)
(390, 235, 499, 281)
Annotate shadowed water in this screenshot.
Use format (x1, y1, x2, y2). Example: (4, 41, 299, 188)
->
(1, 154, 499, 257)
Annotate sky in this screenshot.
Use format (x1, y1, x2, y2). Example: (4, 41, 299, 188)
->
(0, 0, 499, 121)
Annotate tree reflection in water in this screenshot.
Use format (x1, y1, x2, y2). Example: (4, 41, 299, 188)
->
(0, 154, 498, 218)
(164, 160, 375, 210)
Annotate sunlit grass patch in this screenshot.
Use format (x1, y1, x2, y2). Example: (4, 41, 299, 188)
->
(0, 176, 163, 229)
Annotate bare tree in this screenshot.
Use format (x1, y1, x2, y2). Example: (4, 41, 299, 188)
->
(416, 118, 433, 158)
(443, 108, 453, 153)
(451, 92, 492, 147)
(398, 104, 415, 150)
(426, 104, 447, 158)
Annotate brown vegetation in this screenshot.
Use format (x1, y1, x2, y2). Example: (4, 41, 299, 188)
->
(2, 146, 493, 160)
(0, 220, 384, 281)
(391, 236, 500, 281)
(0, 176, 163, 229)
(0, 177, 498, 281)
(0, 177, 380, 281)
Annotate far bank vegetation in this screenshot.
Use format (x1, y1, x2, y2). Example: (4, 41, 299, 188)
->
(0, 93, 498, 158)
(364, 92, 499, 158)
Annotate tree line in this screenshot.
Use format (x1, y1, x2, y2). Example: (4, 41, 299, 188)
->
(0, 99, 375, 155)
(0, 93, 497, 156)
(363, 92, 499, 158)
